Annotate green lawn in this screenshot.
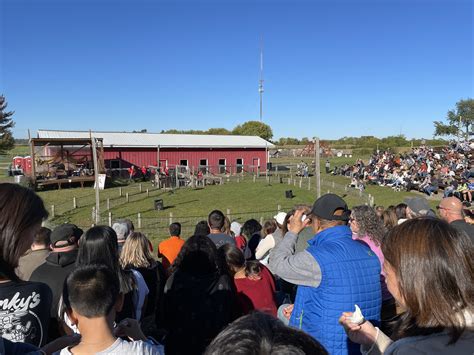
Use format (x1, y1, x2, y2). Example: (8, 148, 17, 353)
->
(0, 146, 440, 244)
(37, 174, 433, 245)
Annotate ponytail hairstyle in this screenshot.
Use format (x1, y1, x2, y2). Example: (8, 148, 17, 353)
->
(218, 244, 262, 278)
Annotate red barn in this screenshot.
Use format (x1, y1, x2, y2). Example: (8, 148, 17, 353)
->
(37, 130, 274, 174)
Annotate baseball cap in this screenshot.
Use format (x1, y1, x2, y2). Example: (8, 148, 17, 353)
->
(112, 222, 130, 241)
(273, 212, 287, 226)
(51, 223, 83, 245)
(404, 197, 430, 215)
(310, 194, 350, 221)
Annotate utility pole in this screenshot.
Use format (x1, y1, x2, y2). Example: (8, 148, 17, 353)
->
(314, 138, 321, 198)
(91, 136, 100, 224)
(259, 37, 264, 122)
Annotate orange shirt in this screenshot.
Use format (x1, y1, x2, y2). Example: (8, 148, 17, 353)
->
(158, 236, 185, 271)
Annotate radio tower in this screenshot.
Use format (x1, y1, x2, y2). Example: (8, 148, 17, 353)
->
(258, 38, 264, 122)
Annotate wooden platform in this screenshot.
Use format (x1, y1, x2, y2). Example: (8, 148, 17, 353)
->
(36, 176, 95, 189)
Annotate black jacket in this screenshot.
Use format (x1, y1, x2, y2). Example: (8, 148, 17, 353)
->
(451, 220, 474, 244)
(163, 270, 238, 355)
(30, 249, 78, 319)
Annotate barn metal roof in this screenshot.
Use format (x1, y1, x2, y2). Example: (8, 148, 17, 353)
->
(36, 130, 274, 149)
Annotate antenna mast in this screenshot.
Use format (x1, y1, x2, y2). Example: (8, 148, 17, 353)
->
(259, 37, 264, 122)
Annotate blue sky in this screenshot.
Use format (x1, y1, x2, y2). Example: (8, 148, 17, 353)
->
(0, 0, 472, 140)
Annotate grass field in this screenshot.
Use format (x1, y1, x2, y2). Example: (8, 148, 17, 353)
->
(2, 146, 440, 244)
(36, 175, 436, 244)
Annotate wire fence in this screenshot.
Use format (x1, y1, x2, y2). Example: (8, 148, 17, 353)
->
(45, 168, 372, 242)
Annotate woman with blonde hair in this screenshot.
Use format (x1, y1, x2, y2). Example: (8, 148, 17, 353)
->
(120, 232, 166, 320)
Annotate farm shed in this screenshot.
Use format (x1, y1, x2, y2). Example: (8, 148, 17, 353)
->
(37, 130, 274, 174)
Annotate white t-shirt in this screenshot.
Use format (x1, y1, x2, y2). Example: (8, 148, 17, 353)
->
(255, 234, 275, 262)
(56, 338, 163, 355)
(131, 269, 149, 321)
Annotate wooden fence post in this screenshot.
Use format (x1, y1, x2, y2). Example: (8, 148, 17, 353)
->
(308, 179, 311, 190)
(107, 198, 110, 210)
(146, 188, 149, 197)
(139, 183, 142, 193)
(277, 204, 281, 212)
(126, 193, 129, 203)
(119, 187, 122, 197)
(169, 212, 173, 225)
(253, 175, 256, 183)
(91, 207, 95, 223)
(138, 213, 142, 229)
(108, 212, 112, 227)
(226, 208, 231, 220)
(259, 216, 264, 225)
(73, 197, 77, 209)
(299, 178, 302, 188)
(51, 205, 55, 218)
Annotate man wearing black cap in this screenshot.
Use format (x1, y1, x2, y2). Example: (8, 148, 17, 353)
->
(30, 223, 83, 340)
(269, 194, 381, 354)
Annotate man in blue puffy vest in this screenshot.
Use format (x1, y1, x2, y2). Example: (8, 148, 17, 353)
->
(269, 194, 381, 355)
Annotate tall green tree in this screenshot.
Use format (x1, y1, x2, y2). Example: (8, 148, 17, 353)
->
(232, 121, 273, 141)
(434, 98, 474, 139)
(0, 95, 15, 154)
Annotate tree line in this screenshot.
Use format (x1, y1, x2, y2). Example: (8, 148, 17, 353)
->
(1, 96, 472, 154)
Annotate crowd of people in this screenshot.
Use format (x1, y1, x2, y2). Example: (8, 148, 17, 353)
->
(0, 182, 473, 354)
(332, 141, 474, 200)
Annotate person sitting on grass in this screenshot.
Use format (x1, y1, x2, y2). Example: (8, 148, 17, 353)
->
(59, 264, 163, 354)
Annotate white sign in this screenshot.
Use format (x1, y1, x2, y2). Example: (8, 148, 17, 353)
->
(94, 174, 106, 190)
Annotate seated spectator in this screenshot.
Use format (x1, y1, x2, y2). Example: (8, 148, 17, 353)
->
(75, 226, 148, 322)
(112, 218, 134, 253)
(205, 312, 328, 355)
(269, 194, 381, 354)
(17, 226, 51, 280)
(207, 210, 236, 248)
(158, 222, 185, 273)
(163, 235, 238, 355)
(121, 232, 166, 319)
(219, 244, 277, 316)
(444, 178, 459, 197)
(60, 264, 163, 354)
(255, 219, 278, 264)
(30, 223, 82, 341)
(437, 197, 474, 243)
(424, 173, 439, 196)
(340, 218, 474, 354)
(458, 179, 472, 202)
(0, 183, 52, 347)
